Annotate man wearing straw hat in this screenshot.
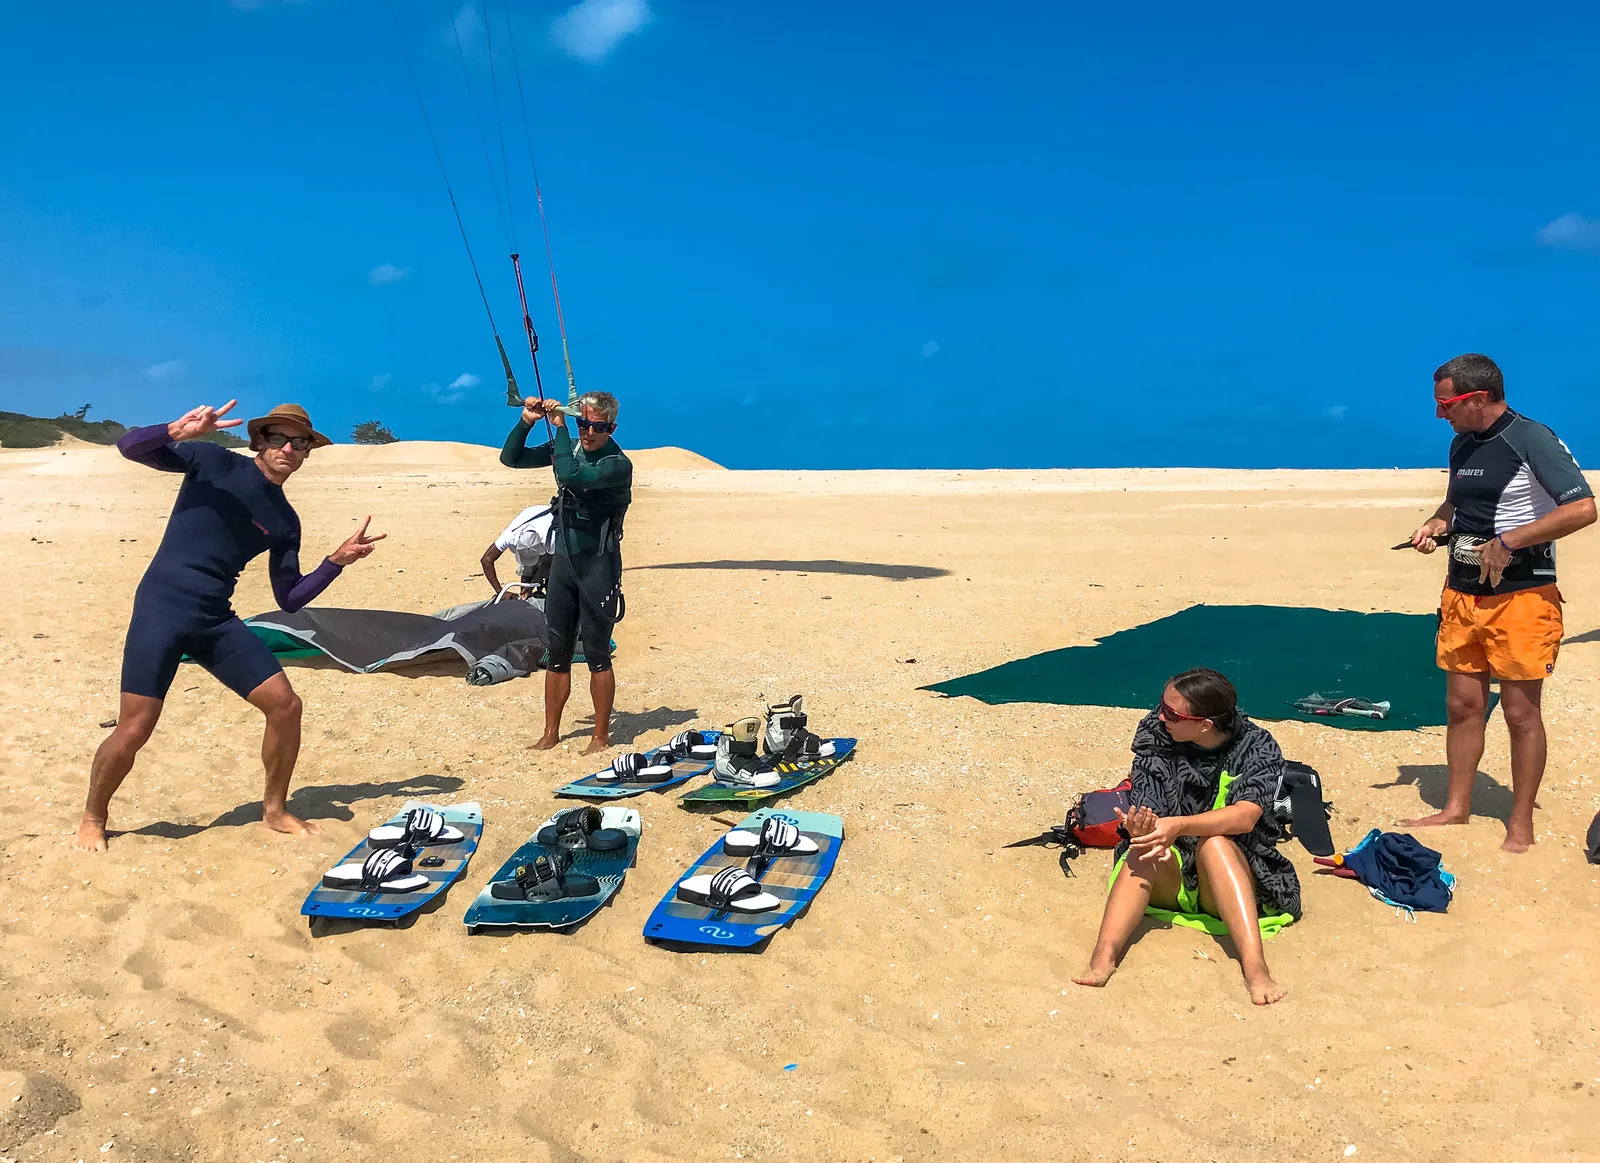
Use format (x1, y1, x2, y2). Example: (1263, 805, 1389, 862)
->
(74, 400, 385, 851)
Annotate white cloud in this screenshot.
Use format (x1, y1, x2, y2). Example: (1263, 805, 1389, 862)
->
(369, 373, 394, 393)
(1535, 213, 1600, 252)
(553, 0, 651, 63)
(445, 2, 483, 51)
(449, 373, 482, 390)
(921, 340, 942, 359)
(368, 263, 411, 286)
(1322, 404, 1349, 421)
(143, 359, 184, 382)
(427, 381, 467, 406)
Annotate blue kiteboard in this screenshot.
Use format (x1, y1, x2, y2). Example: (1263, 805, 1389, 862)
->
(301, 800, 482, 928)
(463, 806, 641, 933)
(555, 731, 723, 800)
(642, 808, 843, 950)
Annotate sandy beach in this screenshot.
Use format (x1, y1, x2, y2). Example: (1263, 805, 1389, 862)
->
(2, 440, 1598, 1162)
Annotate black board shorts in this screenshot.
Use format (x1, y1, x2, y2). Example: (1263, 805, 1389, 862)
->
(121, 608, 283, 701)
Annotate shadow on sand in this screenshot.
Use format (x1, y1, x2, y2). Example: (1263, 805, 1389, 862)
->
(631, 559, 949, 582)
(563, 705, 700, 748)
(1372, 763, 1515, 824)
(125, 773, 468, 841)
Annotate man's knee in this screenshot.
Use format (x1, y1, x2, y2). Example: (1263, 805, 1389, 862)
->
(111, 715, 159, 753)
(252, 680, 302, 722)
(1445, 685, 1487, 723)
(108, 696, 162, 752)
(1501, 698, 1544, 736)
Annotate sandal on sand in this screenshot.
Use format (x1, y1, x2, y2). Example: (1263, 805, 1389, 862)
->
(675, 867, 781, 914)
(722, 816, 818, 859)
(597, 752, 675, 784)
(489, 849, 600, 901)
(368, 806, 465, 849)
(536, 806, 628, 852)
(322, 848, 430, 894)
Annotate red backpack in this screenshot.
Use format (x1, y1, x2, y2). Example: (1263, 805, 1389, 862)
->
(1062, 778, 1132, 849)
(1005, 779, 1133, 873)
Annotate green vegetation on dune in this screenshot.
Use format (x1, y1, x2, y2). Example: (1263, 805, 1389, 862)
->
(0, 409, 245, 449)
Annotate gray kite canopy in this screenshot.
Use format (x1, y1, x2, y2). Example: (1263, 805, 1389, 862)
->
(244, 603, 548, 677)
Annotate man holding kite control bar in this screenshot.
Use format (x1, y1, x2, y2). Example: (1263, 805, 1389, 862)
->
(500, 391, 632, 754)
(76, 401, 385, 851)
(1405, 354, 1595, 852)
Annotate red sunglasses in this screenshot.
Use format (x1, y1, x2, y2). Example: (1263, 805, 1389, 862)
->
(1158, 700, 1208, 724)
(1435, 389, 1486, 411)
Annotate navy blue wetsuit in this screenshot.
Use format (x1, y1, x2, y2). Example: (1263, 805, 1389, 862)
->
(117, 424, 343, 700)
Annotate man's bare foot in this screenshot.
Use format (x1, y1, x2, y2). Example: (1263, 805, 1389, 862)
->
(73, 815, 109, 852)
(529, 733, 561, 751)
(1071, 959, 1116, 988)
(264, 810, 321, 837)
(1245, 970, 1288, 1006)
(582, 736, 610, 756)
(1399, 809, 1470, 828)
(1501, 820, 1535, 854)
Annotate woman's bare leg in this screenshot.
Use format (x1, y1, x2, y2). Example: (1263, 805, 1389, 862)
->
(1195, 835, 1287, 1005)
(1073, 851, 1180, 987)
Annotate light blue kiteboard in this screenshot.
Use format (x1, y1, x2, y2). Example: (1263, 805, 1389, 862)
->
(555, 731, 723, 800)
(301, 800, 482, 929)
(642, 808, 843, 950)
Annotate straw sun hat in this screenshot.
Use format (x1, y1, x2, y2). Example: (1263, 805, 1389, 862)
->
(246, 403, 332, 451)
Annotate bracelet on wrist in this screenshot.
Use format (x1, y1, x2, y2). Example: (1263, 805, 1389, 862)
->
(1495, 533, 1512, 553)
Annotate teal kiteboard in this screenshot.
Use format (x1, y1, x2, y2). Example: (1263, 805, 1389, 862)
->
(555, 730, 723, 800)
(301, 801, 482, 929)
(463, 805, 641, 933)
(678, 738, 857, 805)
(642, 808, 843, 950)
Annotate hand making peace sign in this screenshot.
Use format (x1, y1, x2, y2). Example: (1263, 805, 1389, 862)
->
(329, 516, 387, 566)
(167, 399, 243, 442)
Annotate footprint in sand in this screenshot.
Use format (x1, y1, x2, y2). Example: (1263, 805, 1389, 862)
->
(325, 1017, 389, 1061)
(121, 949, 164, 992)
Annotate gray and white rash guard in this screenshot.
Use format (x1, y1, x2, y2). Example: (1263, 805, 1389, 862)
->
(1445, 409, 1592, 596)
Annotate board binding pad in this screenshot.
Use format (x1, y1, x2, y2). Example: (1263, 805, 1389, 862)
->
(642, 808, 843, 950)
(678, 738, 857, 804)
(301, 800, 482, 925)
(555, 730, 724, 800)
(463, 805, 642, 933)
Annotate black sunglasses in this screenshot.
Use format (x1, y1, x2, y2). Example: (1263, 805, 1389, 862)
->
(575, 417, 616, 434)
(263, 431, 312, 452)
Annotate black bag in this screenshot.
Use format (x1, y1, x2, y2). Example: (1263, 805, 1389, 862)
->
(1271, 760, 1335, 856)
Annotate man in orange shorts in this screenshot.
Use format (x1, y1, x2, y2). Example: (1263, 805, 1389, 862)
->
(1406, 354, 1595, 852)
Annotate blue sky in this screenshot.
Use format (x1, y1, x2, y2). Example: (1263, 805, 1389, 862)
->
(2, 1, 1597, 469)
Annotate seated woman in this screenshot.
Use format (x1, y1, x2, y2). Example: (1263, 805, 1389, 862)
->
(1073, 667, 1300, 1005)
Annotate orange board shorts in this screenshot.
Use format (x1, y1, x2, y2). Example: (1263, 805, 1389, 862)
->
(1436, 584, 1564, 681)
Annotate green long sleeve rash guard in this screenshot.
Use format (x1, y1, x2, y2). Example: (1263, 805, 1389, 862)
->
(500, 417, 633, 556)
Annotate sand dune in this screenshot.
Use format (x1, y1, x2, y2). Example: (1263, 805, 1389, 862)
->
(2, 446, 1598, 1161)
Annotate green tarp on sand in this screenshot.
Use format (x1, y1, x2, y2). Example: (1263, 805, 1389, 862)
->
(923, 604, 1444, 731)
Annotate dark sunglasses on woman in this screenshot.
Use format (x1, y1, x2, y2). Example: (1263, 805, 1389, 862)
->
(1158, 699, 1207, 724)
